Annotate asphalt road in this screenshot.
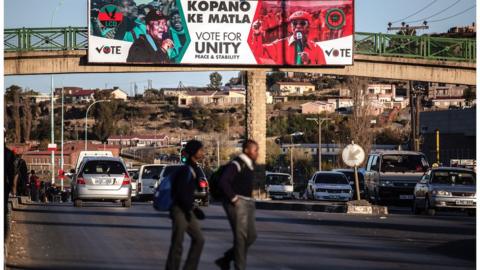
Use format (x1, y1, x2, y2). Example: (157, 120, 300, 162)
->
(6, 201, 476, 270)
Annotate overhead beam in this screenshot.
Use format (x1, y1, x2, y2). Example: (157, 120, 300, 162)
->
(5, 50, 476, 85)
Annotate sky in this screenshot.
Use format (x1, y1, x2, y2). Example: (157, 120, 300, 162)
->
(4, 0, 477, 93)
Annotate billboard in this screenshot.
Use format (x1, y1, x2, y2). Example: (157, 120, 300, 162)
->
(88, 0, 354, 66)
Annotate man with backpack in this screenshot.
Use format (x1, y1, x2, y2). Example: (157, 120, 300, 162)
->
(166, 140, 206, 270)
(215, 140, 259, 270)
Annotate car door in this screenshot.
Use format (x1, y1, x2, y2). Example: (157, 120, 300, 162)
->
(414, 172, 430, 204)
(140, 166, 164, 195)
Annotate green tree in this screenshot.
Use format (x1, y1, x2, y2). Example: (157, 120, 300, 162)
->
(209, 72, 223, 89)
(463, 87, 476, 105)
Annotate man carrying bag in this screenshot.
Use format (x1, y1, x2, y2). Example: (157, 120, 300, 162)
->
(166, 140, 206, 270)
(215, 140, 259, 270)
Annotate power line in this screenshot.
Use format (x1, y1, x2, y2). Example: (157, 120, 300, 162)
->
(406, 0, 461, 23)
(428, 4, 476, 23)
(392, 0, 438, 23)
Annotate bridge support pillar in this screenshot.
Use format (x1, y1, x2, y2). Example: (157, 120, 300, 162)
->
(246, 70, 267, 198)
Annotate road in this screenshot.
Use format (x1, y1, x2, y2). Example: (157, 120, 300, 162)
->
(7, 201, 475, 270)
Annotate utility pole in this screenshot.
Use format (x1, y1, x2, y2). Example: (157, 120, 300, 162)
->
(409, 81, 424, 151)
(50, 76, 55, 185)
(216, 139, 220, 168)
(61, 86, 64, 191)
(307, 117, 330, 171)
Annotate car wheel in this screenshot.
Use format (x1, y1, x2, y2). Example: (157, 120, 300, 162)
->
(412, 197, 421, 215)
(74, 199, 82, 208)
(122, 199, 132, 208)
(425, 198, 435, 216)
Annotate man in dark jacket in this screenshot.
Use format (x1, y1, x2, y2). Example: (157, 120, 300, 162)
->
(4, 146, 16, 238)
(166, 140, 205, 270)
(216, 140, 259, 270)
(127, 10, 173, 63)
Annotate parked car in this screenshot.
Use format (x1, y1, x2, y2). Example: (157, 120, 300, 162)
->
(127, 168, 139, 198)
(306, 172, 353, 201)
(413, 167, 476, 216)
(158, 164, 210, 207)
(137, 164, 166, 201)
(334, 169, 366, 199)
(364, 151, 429, 204)
(265, 172, 294, 199)
(71, 157, 131, 208)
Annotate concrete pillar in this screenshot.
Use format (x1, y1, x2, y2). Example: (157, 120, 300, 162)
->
(246, 70, 267, 198)
(246, 70, 267, 164)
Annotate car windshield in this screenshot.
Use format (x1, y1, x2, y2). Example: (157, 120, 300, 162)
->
(142, 166, 164, 179)
(266, 174, 291, 185)
(432, 171, 476, 185)
(337, 171, 364, 183)
(381, 154, 428, 173)
(82, 160, 125, 175)
(314, 173, 349, 185)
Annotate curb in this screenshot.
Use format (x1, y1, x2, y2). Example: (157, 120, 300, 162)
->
(255, 201, 346, 213)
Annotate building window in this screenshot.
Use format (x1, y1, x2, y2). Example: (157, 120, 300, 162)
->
(369, 89, 375, 94)
(180, 99, 187, 105)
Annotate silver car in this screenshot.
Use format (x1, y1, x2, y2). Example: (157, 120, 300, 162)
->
(413, 167, 476, 216)
(72, 157, 132, 207)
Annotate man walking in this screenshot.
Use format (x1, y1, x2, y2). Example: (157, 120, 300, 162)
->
(216, 140, 259, 270)
(166, 140, 205, 270)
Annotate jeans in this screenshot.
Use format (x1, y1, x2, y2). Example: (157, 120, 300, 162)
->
(223, 197, 257, 270)
(166, 205, 205, 270)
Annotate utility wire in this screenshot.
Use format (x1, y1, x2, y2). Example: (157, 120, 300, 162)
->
(428, 4, 476, 23)
(392, 0, 438, 23)
(406, 0, 461, 23)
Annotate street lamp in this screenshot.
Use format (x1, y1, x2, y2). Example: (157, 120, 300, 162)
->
(85, 100, 110, 150)
(307, 117, 330, 171)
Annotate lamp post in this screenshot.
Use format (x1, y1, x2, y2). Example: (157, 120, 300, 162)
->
(307, 116, 330, 171)
(85, 100, 110, 150)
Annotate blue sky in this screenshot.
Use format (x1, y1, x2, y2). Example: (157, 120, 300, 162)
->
(4, 0, 477, 93)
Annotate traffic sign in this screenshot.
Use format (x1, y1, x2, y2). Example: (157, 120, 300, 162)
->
(47, 143, 57, 151)
(342, 143, 365, 167)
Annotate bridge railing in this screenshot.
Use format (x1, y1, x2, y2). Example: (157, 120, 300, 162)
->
(355, 32, 476, 62)
(4, 27, 476, 62)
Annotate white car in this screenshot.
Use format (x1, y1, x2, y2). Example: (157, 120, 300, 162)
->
(307, 172, 353, 201)
(266, 172, 294, 199)
(137, 164, 166, 201)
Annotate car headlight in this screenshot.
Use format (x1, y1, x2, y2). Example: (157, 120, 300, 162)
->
(380, 180, 394, 187)
(432, 190, 451, 196)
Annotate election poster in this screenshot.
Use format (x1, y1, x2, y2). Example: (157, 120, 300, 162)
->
(88, 0, 354, 66)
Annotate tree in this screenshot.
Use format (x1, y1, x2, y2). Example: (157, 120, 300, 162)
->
(345, 76, 373, 164)
(208, 72, 223, 89)
(5, 85, 22, 143)
(463, 87, 476, 106)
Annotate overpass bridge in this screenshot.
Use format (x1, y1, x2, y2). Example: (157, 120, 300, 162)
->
(4, 27, 477, 166)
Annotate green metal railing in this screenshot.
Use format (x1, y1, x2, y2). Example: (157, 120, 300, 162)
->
(355, 32, 476, 62)
(4, 27, 476, 62)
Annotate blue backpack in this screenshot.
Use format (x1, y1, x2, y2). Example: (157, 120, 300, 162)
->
(153, 165, 195, 211)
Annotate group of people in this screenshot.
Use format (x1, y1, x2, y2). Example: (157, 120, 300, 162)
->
(28, 171, 65, 203)
(91, 0, 187, 63)
(166, 139, 260, 270)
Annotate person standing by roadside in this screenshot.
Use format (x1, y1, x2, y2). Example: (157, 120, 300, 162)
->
(4, 145, 16, 238)
(215, 140, 259, 270)
(29, 170, 39, 202)
(166, 140, 205, 270)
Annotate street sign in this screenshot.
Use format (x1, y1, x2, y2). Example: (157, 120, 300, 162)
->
(47, 143, 57, 151)
(342, 143, 365, 168)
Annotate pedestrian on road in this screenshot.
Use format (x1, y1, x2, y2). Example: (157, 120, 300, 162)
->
(215, 139, 259, 270)
(4, 145, 16, 239)
(29, 170, 39, 202)
(166, 140, 206, 270)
